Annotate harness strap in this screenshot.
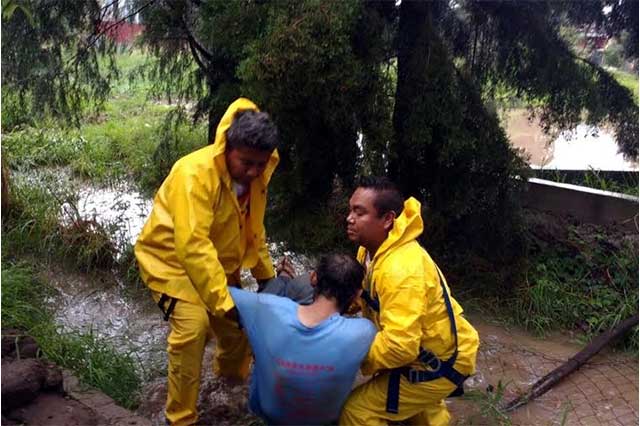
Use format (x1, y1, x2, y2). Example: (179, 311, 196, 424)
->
(158, 294, 177, 321)
(361, 266, 469, 414)
(361, 289, 380, 312)
(386, 369, 402, 414)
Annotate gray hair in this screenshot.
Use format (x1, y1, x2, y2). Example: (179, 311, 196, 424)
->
(226, 110, 279, 151)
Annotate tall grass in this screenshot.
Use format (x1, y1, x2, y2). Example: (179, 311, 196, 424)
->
(512, 222, 638, 350)
(2, 177, 118, 271)
(542, 169, 639, 197)
(1, 262, 141, 408)
(2, 49, 207, 194)
(609, 68, 639, 104)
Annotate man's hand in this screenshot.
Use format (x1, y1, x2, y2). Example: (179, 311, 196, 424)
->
(276, 255, 296, 279)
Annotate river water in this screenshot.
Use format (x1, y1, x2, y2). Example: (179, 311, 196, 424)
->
(505, 110, 639, 171)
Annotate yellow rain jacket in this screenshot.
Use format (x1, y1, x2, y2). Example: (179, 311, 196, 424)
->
(358, 197, 478, 377)
(135, 98, 279, 317)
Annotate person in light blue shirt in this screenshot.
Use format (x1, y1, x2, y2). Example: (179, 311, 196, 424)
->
(229, 254, 377, 425)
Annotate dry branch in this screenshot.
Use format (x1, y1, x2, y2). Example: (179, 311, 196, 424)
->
(502, 313, 639, 412)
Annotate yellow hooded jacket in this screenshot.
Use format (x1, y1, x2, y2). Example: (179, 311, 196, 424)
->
(358, 197, 479, 377)
(134, 98, 279, 317)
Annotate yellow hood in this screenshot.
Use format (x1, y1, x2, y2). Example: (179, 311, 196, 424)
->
(373, 197, 424, 263)
(212, 97, 280, 189)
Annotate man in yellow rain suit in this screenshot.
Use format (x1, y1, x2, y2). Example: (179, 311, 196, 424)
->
(340, 176, 480, 426)
(135, 98, 279, 426)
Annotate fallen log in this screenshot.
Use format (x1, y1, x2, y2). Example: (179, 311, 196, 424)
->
(502, 313, 639, 412)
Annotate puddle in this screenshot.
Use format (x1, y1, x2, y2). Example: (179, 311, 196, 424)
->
(504, 110, 639, 171)
(60, 182, 153, 249)
(43, 267, 168, 380)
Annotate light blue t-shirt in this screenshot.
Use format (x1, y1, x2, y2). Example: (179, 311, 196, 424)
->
(229, 287, 377, 425)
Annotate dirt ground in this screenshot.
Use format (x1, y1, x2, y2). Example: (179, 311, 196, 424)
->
(450, 320, 638, 425)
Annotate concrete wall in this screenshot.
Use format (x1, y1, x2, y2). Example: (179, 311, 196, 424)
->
(524, 178, 639, 231)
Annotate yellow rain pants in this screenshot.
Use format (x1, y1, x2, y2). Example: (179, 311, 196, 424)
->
(153, 291, 251, 426)
(340, 374, 456, 426)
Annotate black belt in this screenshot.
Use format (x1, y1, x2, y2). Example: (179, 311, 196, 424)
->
(157, 293, 177, 321)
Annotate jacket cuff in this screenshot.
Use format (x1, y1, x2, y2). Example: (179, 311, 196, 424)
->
(214, 292, 236, 317)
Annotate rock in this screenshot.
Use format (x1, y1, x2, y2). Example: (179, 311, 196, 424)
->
(1, 331, 17, 358)
(1, 358, 47, 411)
(43, 362, 64, 392)
(6, 393, 100, 426)
(1, 331, 39, 360)
(18, 340, 40, 359)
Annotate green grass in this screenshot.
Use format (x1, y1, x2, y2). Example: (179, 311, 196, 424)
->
(457, 213, 639, 352)
(460, 381, 512, 426)
(2, 49, 207, 194)
(1, 261, 141, 408)
(540, 169, 639, 197)
(609, 68, 639, 104)
(2, 176, 119, 272)
(512, 223, 638, 350)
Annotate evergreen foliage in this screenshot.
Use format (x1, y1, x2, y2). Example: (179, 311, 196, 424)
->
(5, 0, 638, 291)
(1, 0, 120, 128)
(134, 0, 639, 289)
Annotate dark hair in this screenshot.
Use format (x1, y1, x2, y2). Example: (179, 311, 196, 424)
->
(226, 110, 279, 151)
(356, 176, 404, 218)
(314, 254, 365, 314)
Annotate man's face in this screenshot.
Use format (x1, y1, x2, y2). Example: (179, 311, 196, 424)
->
(225, 147, 272, 185)
(346, 188, 391, 251)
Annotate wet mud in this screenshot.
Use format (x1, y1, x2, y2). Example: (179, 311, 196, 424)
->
(450, 320, 638, 425)
(134, 316, 638, 426)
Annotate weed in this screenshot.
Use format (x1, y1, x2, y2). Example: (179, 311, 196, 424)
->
(512, 220, 638, 349)
(538, 169, 638, 197)
(1, 261, 141, 408)
(2, 175, 117, 272)
(608, 68, 639, 104)
(461, 381, 512, 426)
(3, 49, 207, 191)
(581, 169, 638, 197)
(117, 243, 148, 300)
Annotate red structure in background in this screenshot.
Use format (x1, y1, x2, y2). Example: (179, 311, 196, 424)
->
(98, 21, 144, 44)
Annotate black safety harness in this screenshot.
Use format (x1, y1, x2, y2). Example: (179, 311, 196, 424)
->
(361, 267, 469, 414)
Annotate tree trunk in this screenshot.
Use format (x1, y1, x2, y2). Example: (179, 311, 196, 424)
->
(208, 108, 217, 144)
(389, 0, 431, 196)
(502, 313, 639, 412)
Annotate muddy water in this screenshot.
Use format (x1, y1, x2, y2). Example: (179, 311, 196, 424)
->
(450, 319, 639, 426)
(61, 182, 153, 249)
(504, 110, 639, 171)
